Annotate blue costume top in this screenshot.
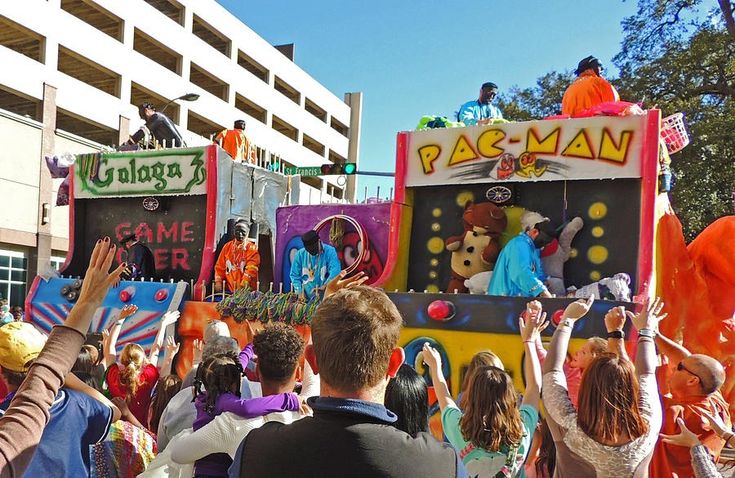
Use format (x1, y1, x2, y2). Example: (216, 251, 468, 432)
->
(487, 233, 547, 297)
(457, 100, 503, 125)
(289, 244, 341, 299)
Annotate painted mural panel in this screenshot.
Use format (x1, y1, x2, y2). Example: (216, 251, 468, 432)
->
(405, 115, 646, 187)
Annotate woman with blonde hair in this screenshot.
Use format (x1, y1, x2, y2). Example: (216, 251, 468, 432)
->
(458, 350, 504, 410)
(423, 301, 546, 477)
(542, 297, 666, 477)
(103, 306, 179, 426)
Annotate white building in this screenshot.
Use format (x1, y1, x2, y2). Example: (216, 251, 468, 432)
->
(0, 0, 362, 306)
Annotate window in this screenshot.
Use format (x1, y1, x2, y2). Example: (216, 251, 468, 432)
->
(133, 28, 181, 74)
(187, 110, 223, 139)
(330, 116, 349, 138)
(189, 63, 228, 101)
(50, 256, 66, 272)
(274, 76, 300, 105)
(326, 183, 344, 200)
(328, 150, 347, 164)
(57, 45, 121, 98)
(0, 250, 27, 307)
(56, 108, 118, 146)
(237, 50, 268, 83)
(271, 115, 298, 142)
(0, 86, 41, 121)
(192, 14, 230, 57)
(131, 82, 180, 124)
(302, 134, 325, 156)
(143, 0, 185, 26)
(235, 93, 266, 124)
(60, 0, 123, 41)
(305, 98, 327, 122)
(0, 15, 45, 63)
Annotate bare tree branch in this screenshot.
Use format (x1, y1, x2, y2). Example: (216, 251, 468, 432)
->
(718, 0, 735, 41)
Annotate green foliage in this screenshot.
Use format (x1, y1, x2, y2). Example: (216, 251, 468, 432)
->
(500, 0, 735, 240)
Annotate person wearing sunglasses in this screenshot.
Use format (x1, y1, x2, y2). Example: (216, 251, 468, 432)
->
(456, 82, 504, 126)
(487, 211, 557, 298)
(649, 320, 731, 478)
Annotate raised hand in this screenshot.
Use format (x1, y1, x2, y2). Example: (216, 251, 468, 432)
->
(605, 306, 626, 332)
(165, 336, 180, 358)
(192, 338, 204, 364)
(525, 300, 543, 320)
(78, 238, 126, 309)
(625, 297, 667, 331)
(563, 296, 594, 321)
(701, 410, 729, 438)
(520, 310, 548, 342)
(660, 418, 701, 448)
(421, 342, 442, 374)
(324, 271, 369, 299)
(119, 304, 138, 320)
(161, 310, 180, 328)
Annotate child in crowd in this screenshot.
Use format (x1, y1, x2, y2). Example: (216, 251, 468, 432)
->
(148, 374, 182, 434)
(423, 301, 545, 477)
(459, 350, 504, 410)
(191, 346, 303, 477)
(384, 363, 429, 437)
(106, 343, 160, 425)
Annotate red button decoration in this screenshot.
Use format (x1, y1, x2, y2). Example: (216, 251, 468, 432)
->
(154, 289, 169, 302)
(427, 300, 455, 322)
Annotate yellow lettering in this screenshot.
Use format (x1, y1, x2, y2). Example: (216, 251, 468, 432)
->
(418, 145, 442, 174)
(476, 129, 506, 158)
(448, 135, 479, 166)
(598, 128, 633, 164)
(561, 130, 595, 159)
(526, 127, 560, 154)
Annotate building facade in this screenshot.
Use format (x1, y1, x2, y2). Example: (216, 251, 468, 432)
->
(0, 0, 361, 306)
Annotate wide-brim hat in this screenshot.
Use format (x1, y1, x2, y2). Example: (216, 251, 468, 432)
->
(119, 233, 137, 244)
(301, 230, 320, 247)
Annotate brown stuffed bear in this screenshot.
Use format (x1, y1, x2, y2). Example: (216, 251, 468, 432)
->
(445, 200, 507, 293)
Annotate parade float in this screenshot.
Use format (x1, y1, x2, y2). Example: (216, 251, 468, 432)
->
(27, 107, 735, 433)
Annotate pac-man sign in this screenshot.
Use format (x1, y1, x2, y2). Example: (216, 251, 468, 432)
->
(405, 115, 647, 187)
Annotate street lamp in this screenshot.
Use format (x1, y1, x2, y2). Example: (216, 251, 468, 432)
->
(160, 93, 199, 113)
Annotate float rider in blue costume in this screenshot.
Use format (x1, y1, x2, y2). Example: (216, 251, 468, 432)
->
(487, 212, 557, 298)
(289, 230, 342, 300)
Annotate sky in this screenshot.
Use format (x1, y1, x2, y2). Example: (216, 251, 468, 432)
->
(217, 0, 639, 198)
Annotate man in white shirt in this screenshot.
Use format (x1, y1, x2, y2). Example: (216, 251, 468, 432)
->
(169, 323, 318, 464)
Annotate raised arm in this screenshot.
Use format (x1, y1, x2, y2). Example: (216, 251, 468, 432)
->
(159, 336, 179, 377)
(149, 310, 180, 367)
(0, 239, 124, 478)
(519, 301, 548, 409)
(104, 304, 138, 368)
(656, 331, 690, 364)
(604, 306, 630, 361)
(543, 298, 595, 375)
(422, 342, 456, 412)
(626, 298, 667, 377)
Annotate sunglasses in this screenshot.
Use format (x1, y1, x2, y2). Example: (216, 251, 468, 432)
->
(677, 361, 701, 381)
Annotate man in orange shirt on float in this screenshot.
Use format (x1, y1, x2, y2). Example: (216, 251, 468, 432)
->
(214, 119, 257, 163)
(561, 56, 620, 117)
(214, 219, 260, 292)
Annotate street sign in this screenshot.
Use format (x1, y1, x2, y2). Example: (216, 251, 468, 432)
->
(284, 166, 323, 176)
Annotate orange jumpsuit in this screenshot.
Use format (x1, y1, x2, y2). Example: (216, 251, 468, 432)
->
(214, 129, 257, 163)
(561, 70, 620, 117)
(214, 239, 260, 291)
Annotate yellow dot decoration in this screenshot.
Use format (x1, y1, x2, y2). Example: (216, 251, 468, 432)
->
(429, 271, 438, 279)
(587, 245, 609, 265)
(455, 191, 475, 208)
(426, 284, 440, 293)
(590, 270, 601, 281)
(431, 222, 441, 232)
(588, 202, 608, 220)
(591, 226, 604, 238)
(432, 208, 442, 218)
(430, 259, 439, 266)
(569, 248, 578, 259)
(427, 237, 444, 254)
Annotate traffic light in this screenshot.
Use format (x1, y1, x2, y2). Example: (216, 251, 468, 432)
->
(320, 163, 357, 175)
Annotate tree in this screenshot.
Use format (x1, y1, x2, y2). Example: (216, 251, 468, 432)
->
(499, 0, 735, 240)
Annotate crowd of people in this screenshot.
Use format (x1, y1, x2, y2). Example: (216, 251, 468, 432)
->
(0, 228, 733, 478)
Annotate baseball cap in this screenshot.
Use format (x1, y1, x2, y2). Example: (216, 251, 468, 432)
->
(520, 211, 550, 231)
(0, 322, 47, 373)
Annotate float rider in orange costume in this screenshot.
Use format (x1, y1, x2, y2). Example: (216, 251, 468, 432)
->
(214, 219, 260, 292)
(214, 120, 257, 164)
(561, 56, 620, 117)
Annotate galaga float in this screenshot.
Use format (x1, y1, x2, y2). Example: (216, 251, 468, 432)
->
(26, 110, 734, 437)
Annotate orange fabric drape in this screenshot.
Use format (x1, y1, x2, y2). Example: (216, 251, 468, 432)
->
(561, 70, 620, 117)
